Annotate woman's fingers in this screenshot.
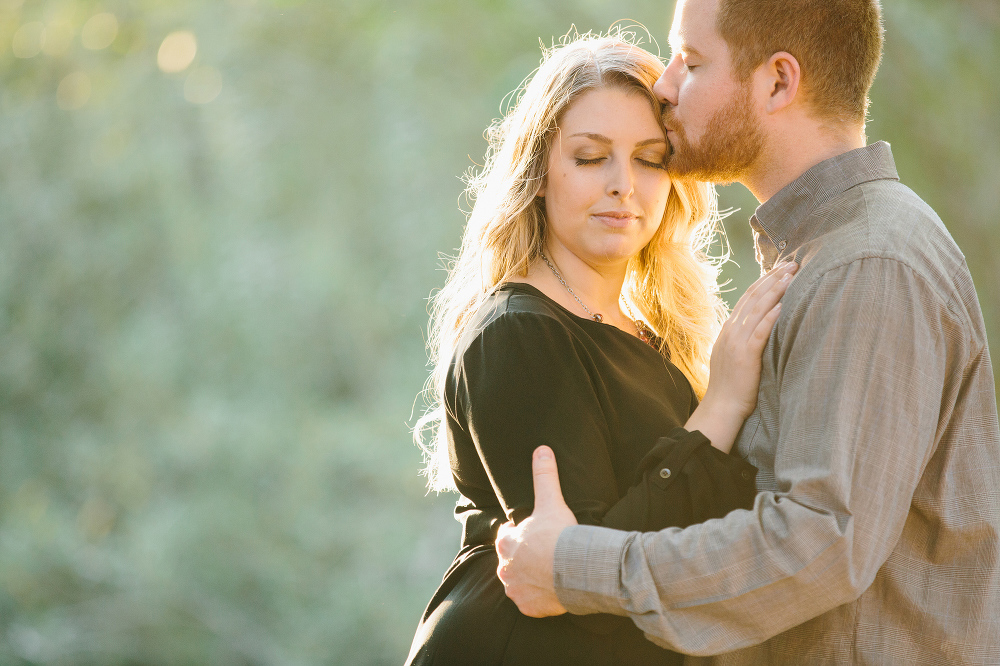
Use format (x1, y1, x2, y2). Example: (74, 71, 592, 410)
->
(703, 263, 797, 430)
(731, 263, 797, 333)
(730, 262, 796, 322)
(750, 302, 782, 348)
(746, 268, 795, 324)
(722, 264, 796, 351)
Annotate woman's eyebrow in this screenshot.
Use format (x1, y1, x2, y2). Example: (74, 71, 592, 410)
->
(569, 133, 666, 147)
(569, 132, 613, 143)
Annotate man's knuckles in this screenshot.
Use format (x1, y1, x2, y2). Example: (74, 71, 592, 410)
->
(495, 533, 515, 558)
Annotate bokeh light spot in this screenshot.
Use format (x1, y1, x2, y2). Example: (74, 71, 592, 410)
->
(81, 13, 119, 51)
(12, 21, 45, 59)
(184, 66, 222, 104)
(57, 71, 91, 110)
(41, 20, 75, 56)
(157, 30, 197, 73)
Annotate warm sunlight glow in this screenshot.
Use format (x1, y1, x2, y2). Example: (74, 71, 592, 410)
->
(42, 21, 74, 56)
(81, 13, 119, 51)
(11, 22, 44, 59)
(157, 30, 197, 73)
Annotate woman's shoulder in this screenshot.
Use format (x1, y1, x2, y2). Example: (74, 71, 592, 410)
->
(455, 283, 583, 359)
(469, 282, 579, 334)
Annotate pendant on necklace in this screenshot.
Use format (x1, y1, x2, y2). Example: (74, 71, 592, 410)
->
(636, 321, 656, 347)
(592, 314, 603, 323)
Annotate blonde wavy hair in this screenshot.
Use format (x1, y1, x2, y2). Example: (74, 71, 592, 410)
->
(417, 30, 728, 491)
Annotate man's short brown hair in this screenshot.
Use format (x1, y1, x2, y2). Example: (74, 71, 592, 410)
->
(717, 0, 884, 125)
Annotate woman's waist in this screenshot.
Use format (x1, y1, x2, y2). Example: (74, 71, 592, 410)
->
(457, 502, 506, 549)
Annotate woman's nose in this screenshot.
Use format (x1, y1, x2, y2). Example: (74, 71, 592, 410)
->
(607, 162, 635, 199)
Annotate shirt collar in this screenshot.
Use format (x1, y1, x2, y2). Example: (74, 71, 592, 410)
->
(750, 141, 899, 270)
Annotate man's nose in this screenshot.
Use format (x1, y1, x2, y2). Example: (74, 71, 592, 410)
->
(653, 54, 682, 108)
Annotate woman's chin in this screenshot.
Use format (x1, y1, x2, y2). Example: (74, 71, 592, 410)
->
(584, 239, 650, 265)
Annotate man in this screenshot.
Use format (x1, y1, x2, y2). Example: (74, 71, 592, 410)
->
(495, 0, 1000, 662)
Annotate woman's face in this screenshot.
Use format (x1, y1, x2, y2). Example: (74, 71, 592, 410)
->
(538, 86, 672, 269)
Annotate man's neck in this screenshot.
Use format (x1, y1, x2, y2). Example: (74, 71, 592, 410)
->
(743, 124, 867, 203)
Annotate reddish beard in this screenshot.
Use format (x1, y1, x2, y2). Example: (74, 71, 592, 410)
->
(662, 84, 764, 184)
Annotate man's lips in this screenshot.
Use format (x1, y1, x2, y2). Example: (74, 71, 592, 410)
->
(664, 129, 678, 153)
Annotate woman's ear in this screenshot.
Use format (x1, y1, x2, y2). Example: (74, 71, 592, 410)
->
(535, 179, 546, 198)
(763, 51, 801, 114)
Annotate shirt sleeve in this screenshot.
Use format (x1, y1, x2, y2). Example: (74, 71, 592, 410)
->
(552, 257, 967, 655)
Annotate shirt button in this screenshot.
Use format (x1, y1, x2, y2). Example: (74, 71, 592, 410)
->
(741, 469, 753, 481)
(659, 468, 672, 479)
(778, 240, 787, 250)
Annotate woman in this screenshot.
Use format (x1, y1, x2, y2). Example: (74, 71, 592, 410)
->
(407, 32, 794, 665)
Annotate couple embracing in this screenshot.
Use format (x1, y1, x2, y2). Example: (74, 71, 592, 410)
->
(408, 0, 1000, 663)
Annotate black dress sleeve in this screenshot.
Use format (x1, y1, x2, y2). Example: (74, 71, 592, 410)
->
(602, 426, 758, 531)
(457, 311, 621, 526)
(456, 310, 757, 532)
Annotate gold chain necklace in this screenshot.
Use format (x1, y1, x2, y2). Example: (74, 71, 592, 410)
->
(540, 251, 603, 322)
(540, 251, 656, 347)
(621, 299, 656, 347)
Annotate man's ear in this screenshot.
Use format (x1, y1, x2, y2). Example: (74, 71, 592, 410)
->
(762, 51, 801, 114)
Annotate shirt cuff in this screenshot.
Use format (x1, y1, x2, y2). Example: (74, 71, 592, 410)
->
(553, 523, 635, 616)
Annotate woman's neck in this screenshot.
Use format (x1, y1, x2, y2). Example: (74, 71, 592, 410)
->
(514, 246, 634, 333)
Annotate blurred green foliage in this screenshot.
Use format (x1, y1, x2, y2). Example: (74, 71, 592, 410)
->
(0, 0, 996, 663)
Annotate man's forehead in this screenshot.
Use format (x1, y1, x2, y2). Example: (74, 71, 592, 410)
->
(668, 0, 720, 52)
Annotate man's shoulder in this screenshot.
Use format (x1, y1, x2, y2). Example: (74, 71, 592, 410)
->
(813, 179, 954, 257)
(789, 179, 986, 341)
(854, 179, 951, 246)
(802, 180, 968, 295)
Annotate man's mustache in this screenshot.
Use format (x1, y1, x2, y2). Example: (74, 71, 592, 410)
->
(661, 108, 679, 134)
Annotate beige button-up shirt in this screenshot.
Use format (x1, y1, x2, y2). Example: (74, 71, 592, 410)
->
(553, 143, 1000, 664)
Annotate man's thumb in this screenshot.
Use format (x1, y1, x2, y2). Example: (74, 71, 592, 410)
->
(531, 446, 567, 514)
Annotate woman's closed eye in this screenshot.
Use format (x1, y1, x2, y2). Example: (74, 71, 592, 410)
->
(575, 155, 665, 169)
(636, 150, 667, 170)
(637, 157, 667, 170)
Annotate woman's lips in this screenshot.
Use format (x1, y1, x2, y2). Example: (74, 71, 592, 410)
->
(592, 211, 638, 228)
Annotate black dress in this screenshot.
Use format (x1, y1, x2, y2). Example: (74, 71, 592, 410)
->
(406, 283, 757, 665)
